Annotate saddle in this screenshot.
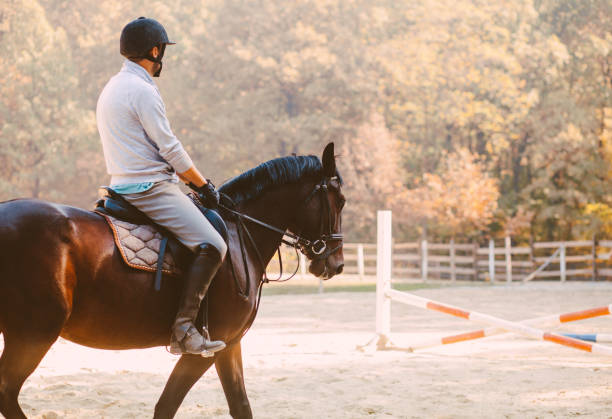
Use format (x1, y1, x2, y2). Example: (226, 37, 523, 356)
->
(94, 187, 229, 290)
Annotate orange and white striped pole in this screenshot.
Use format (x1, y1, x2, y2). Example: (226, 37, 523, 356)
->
(388, 290, 612, 355)
(407, 304, 612, 351)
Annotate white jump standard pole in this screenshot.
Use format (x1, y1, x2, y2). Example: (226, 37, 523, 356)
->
(376, 210, 392, 349)
(388, 290, 612, 355)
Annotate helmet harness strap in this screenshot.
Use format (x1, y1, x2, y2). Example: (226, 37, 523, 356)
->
(146, 43, 166, 77)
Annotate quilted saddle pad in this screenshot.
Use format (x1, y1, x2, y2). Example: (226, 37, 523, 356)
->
(99, 213, 181, 275)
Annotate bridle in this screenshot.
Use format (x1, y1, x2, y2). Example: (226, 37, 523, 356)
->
(219, 175, 344, 276)
(297, 176, 344, 261)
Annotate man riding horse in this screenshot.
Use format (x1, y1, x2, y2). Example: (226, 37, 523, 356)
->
(96, 17, 225, 356)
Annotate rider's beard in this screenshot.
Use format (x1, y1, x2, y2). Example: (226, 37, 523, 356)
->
(153, 61, 163, 77)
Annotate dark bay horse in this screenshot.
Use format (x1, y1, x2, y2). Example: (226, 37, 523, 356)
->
(0, 143, 345, 418)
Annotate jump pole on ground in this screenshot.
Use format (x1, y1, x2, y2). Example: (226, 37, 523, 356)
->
(375, 211, 612, 355)
(561, 333, 612, 343)
(388, 290, 612, 355)
(408, 304, 612, 351)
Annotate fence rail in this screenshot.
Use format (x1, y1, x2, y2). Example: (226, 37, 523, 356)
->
(267, 236, 612, 282)
(325, 237, 612, 282)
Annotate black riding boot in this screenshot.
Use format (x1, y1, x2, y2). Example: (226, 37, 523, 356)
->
(170, 243, 226, 356)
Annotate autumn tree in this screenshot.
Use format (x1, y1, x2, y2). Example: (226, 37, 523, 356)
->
(2, 0, 611, 241)
(520, 0, 612, 239)
(338, 112, 407, 241)
(0, 0, 96, 204)
(157, 0, 381, 182)
(404, 149, 499, 239)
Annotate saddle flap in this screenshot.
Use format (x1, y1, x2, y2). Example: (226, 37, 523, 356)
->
(203, 208, 229, 245)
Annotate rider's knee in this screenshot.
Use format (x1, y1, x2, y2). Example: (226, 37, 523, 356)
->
(200, 239, 227, 261)
(215, 240, 228, 260)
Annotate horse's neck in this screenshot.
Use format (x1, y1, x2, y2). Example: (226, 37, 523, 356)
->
(238, 183, 306, 268)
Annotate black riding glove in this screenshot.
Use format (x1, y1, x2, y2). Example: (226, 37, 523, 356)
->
(190, 180, 220, 209)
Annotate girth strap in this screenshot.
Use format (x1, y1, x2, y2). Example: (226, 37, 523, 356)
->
(154, 236, 169, 291)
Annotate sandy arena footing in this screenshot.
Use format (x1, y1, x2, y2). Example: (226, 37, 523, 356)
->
(5, 282, 612, 418)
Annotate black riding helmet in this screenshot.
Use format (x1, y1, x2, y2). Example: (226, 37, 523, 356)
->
(120, 17, 175, 77)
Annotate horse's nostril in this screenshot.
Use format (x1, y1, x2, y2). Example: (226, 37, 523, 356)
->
(336, 264, 344, 274)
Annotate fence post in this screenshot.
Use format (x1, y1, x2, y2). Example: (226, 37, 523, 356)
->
(300, 253, 307, 278)
(421, 239, 428, 283)
(450, 238, 456, 282)
(376, 211, 392, 349)
(560, 243, 566, 282)
(357, 243, 365, 280)
(592, 234, 598, 281)
(473, 242, 479, 281)
(488, 239, 495, 283)
(505, 236, 512, 283)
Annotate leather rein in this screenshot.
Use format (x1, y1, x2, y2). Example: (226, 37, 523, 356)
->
(200, 176, 343, 345)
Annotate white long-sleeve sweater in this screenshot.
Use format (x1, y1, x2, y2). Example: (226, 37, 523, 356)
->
(96, 60, 193, 186)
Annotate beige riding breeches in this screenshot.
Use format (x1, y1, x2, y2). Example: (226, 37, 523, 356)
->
(120, 180, 227, 256)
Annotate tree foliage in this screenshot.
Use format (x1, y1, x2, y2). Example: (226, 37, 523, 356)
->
(1, 0, 610, 241)
(0, 0, 96, 200)
(404, 149, 499, 238)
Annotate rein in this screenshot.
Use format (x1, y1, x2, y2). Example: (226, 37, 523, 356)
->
(220, 193, 342, 263)
(213, 177, 343, 344)
(221, 204, 341, 265)
(220, 204, 300, 285)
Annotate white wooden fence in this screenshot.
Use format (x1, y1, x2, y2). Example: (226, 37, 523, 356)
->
(269, 232, 612, 282)
(380, 237, 611, 282)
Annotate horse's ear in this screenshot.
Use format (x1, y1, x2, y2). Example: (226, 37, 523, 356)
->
(322, 142, 336, 177)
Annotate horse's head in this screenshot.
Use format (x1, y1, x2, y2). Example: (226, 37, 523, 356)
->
(218, 143, 345, 280)
(293, 143, 345, 280)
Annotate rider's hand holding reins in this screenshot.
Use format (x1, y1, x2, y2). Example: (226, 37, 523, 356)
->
(192, 181, 220, 209)
(178, 165, 220, 209)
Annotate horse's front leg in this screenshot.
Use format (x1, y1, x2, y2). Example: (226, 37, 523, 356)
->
(154, 355, 216, 419)
(215, 342, 253, 419)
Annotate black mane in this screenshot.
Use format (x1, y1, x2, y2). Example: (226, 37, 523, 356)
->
(219, 155, 326, 205)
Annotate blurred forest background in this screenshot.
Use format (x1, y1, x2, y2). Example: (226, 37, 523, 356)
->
(1, 0, 611, 243)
